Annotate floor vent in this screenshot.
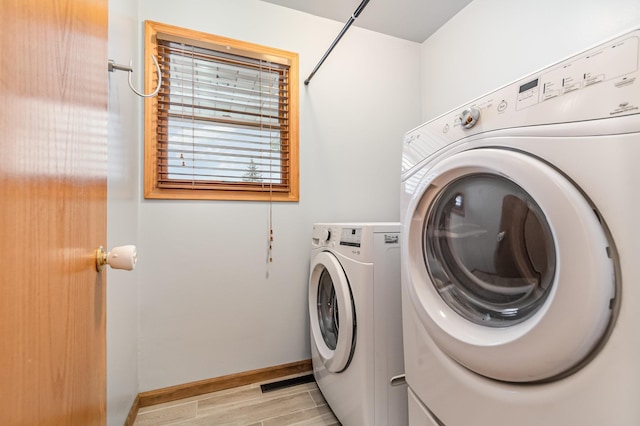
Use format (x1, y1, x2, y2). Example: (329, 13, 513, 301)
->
(260, 374, 315, 393)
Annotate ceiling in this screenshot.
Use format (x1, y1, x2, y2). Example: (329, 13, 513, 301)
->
(259, 0, 473, 43)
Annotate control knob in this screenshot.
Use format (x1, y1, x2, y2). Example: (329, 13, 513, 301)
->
(460, 107, 480, 129)
(320, 229, 331, 242)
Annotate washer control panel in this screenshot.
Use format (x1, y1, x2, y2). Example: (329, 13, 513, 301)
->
(339, 228, 362, 247)
(402, 28, 640, 176)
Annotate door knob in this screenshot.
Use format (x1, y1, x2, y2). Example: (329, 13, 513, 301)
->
(95, 245, 137, 272)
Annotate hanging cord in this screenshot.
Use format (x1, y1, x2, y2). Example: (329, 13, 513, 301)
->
(189, 45, 196, 187)
(268, 61, 275, 266)
(259, 60, 275, 274)
(269, 76, 275, 266)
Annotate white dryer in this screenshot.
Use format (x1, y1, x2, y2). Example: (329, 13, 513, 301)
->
(309, 223, 407, 426)
(400, 29, 640, 425)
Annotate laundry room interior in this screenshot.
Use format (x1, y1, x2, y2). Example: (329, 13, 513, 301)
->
(3, 0, 639, 425)
(110, 0, 639, 424)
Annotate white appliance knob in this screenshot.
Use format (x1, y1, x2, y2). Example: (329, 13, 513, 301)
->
(460, 107, 480, 128)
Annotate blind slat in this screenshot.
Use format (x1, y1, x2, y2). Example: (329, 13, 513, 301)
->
(157, 100, 287, 122)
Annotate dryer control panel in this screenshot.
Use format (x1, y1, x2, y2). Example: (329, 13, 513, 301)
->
(515, 36, 637, 112)
(402, 28, 640, 177)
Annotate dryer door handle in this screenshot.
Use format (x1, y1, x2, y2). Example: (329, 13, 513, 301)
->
(390, 374, 407, 387)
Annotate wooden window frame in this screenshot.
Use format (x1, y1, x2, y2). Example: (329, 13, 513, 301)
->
(143, 20, 299, 201)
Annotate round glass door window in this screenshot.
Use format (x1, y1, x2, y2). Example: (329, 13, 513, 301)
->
(317, 268, 339, 350)
(423, 173, 557, 327)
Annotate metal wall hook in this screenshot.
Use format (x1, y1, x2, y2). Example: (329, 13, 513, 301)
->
(108, 55, 162, 98)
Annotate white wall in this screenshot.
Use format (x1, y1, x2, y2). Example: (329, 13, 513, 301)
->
(136, 0, 422, 391)
(420, 0, 640, 122)
(107, 0, 141, 424)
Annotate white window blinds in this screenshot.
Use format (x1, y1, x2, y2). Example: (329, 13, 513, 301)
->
(155, 38, 291, 193)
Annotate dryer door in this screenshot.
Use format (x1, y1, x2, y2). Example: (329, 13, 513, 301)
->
(309, 251, 356, 373)
(404, 148, 615, 382)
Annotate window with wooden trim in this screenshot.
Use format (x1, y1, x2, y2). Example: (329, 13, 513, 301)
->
(144, 21, 299, 201)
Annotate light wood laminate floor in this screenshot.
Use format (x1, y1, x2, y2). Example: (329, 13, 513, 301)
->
(133, 375, 341, 426)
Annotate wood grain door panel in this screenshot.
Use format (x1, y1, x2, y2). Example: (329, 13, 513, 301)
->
(0, 0, 108, 424)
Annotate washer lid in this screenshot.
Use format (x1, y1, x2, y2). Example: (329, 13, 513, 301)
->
(405, 148, 616, 382)
(309, 251, 356, 373)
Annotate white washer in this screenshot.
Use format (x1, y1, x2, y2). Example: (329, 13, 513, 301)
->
(309, 223, 407, 426)
(400, 28, 640, 425)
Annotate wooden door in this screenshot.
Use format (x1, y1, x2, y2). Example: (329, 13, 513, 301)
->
(0, 0, 108, 424)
